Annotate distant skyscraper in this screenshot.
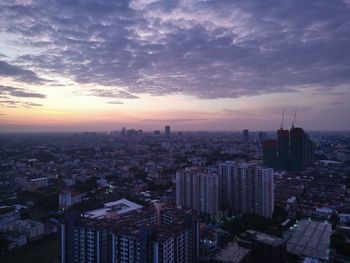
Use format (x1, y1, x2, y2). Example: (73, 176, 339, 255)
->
(258, 131, 266, 142)
(165, 125, 170, 138)
(263, 140, 278, 169)
(243, 129, 249, 142)
(277, 129, 290, 170)
(176, 168, 219, 218)
(121, 127, 126, 136)
(263, 125, 314, 172)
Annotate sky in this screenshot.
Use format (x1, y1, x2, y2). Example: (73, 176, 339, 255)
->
(0, 0, 350, 132)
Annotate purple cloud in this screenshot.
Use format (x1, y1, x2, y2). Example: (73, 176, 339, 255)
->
(0, 0, 349, 99)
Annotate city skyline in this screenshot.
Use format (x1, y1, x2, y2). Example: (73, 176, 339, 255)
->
(1, 0, 350, 132)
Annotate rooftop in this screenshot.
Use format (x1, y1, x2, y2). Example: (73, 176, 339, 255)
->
(287, 220, 331, 260)
(213, 242, 250, 263)
(29, 177, 48, 182)
(245, 230, 285, 247)
(83, 198, 143, 219)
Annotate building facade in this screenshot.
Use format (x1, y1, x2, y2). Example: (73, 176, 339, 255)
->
(263, 127, 314, 172)
(176, 168, 219, 218)
(60, 203, 199, 263)
(59, 189, 82, 210)
(235, 164, 274, 218)
(262, 140, 278, 169)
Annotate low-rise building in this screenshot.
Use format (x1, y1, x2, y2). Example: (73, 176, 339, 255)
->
(213, 242, 251, 263)
(59, 189, 82, 210)
(0, 206, 20, 232)
(13, 219, 44, 240)
(287, 220, 332, 262)
(17, 176, 49, 191)
(239, 230, 287, 263)
(4, 232, 27, 250)
(339, 213, 350, 224)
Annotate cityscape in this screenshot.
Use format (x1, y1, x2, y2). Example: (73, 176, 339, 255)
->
(1, 0, 350, 263)
(1, 127, 350, 262)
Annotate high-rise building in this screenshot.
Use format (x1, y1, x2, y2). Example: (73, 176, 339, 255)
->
(235, 164, 274, 218)
(263, 126, 314, 172)
(290, 127, 314, 172)
(165, 125, 170, 138)
(218, 161, 237, 209)
(262, 140, 278, 169)
(60, 201, 199, 263)
(215, 162, 274, 218)
(176, 168, 219, 218)
(277, 129, 289, 170)
(242, 129, 249, 142)
(121, 127, 126, 136)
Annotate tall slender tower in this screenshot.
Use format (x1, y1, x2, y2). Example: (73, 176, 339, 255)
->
(263, 140, 278, 169)
(277, 109, 289, 170)
(165, 125, 170, 138)
(277, 129, 289, 170)
(243, 129, 249, 142)
(218, 161, 237, 208)
(290, 127, 305, 172)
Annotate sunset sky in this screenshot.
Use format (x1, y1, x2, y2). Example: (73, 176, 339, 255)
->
(1, 0, 350, 132)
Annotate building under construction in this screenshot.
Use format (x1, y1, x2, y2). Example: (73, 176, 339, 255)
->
(263, 110, 315, 172)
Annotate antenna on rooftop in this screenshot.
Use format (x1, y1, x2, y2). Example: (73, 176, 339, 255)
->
(292, 110, 297, 128)
(280, 108, 285, 130)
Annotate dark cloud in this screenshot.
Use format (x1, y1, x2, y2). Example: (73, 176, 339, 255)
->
(0, 60, 44, 83)
(0, 0, 350, 98)
(0, 85, 46, 98)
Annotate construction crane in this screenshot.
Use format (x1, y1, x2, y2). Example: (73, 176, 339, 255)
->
(280, 108, 285, 130)
(291, 110, 297, 128)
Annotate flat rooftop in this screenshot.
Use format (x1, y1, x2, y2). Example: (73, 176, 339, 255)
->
(245, 230, 285, 246)
(30, 177, 48, 182)
(287, 220, 331, 260)
(83, 198, 143, 219)
(213, 242, 250, 263)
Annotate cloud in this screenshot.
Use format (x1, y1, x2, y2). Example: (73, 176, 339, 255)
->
(0, 0, 349, 98)
(0, 99, 43, 108)
(329, 100, 343, 106)
(0, 60, 44, 83)
(141, 118, 209, 123)
(89, 89, 139, 99)
(0, 85, 46, 98)
(107, 100, 124, 104)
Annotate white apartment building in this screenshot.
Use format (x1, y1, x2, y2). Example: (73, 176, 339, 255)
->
(176, 167, 219, 218)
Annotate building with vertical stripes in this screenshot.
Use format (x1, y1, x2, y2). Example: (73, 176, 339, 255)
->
(60, 201, 198, 263)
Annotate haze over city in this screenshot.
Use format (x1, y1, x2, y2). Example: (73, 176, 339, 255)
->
(1, 0, 350, 132)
